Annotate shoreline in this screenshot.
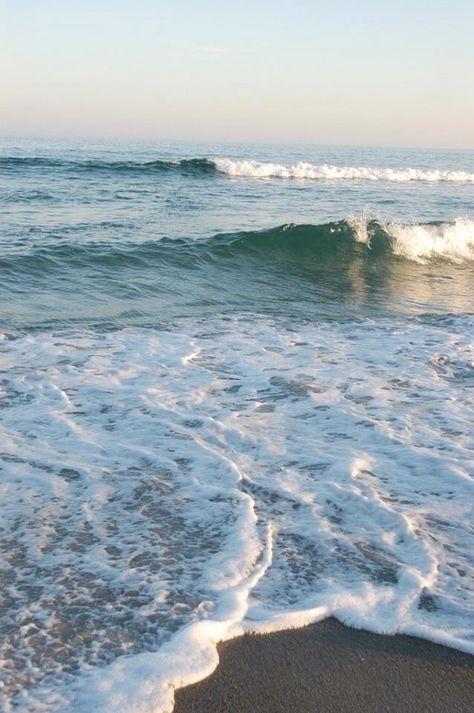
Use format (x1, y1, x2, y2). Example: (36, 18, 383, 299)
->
(173, 617, 474, 713)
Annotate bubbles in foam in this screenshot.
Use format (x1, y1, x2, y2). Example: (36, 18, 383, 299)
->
(1, 314, 473, 711)
(386, 218, 474, 262)
(214, 158, 474, 183)
(347, 216, 474, 263)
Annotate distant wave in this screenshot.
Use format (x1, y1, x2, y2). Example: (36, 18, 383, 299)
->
(3, 155, 474, 183)
(214, 158, 474, 183)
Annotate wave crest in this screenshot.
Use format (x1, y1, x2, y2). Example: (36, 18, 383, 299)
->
(385, 219, 474, 262)
(3, 155, 474, 183)
(0, 156, 216, 175)
(217, 218, 474, 264)
(2, 220, 473, 274)
(214, 158, 474, 183)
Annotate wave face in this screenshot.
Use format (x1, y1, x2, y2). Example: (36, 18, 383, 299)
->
(212, 217, 474, 263)
(1, 218, 473, 332)
(3, 218, 474, 268)
(214, 158, 474, 182)
(349, 217, 474, 262)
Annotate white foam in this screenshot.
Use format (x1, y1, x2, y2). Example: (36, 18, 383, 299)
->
(347, 217, 474, 263)
(69, 525, 274, 713)
(386, 218, 474, 262)
(1, 315, 473, 711)
(214, 158, 474, 183)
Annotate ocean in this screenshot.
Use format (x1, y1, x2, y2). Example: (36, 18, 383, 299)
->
(1, 137, 473, 712)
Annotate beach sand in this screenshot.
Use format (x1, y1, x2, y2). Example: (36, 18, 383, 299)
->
(173, 618, 474, 713)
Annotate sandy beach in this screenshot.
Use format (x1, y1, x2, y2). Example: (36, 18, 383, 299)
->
(174, 618, 474, 713)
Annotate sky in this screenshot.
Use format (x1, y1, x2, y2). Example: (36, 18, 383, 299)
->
(1, 0, 473, 148)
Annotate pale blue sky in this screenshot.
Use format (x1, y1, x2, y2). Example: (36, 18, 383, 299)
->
(1, 0, 473, 147)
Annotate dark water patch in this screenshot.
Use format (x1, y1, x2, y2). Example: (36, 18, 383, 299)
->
(0, 155, 218, 177)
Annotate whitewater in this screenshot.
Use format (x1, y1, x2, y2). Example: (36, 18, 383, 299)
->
(214, 158, 474, 183)
(1, 138, 473, 712)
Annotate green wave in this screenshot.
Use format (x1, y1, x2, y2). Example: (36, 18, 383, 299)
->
(2, 220, 472, 330)
(0, 220, 453, 278)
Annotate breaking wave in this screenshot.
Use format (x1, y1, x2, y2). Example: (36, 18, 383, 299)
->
(218, 217, 474, 264)
(214, 158, 474, 182)
(348, 217, 474, 262)
(3, 219, 473, 274)
(2, 155, 474, 183)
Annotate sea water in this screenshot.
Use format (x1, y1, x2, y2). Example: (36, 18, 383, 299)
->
(1, 138, 473, 712)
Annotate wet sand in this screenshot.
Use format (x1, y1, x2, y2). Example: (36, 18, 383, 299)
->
(174, 618, 474, 713)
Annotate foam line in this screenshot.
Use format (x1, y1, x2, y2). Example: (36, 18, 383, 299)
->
(214, 158, 474, 183)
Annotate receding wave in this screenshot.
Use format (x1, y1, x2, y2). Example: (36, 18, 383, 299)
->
(3, 155, 474, 183)
(214, 158, 474, 183)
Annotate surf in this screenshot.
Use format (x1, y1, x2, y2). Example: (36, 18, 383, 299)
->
(1, 313, 473, 712)
(3, 155, 474, 183)
(2, 219, 474, 271)
(214, 158, 474, 183)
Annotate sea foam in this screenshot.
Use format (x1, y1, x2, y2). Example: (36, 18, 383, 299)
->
(214, 158, 474, 183)
(387, 219, 474, 262)
(1, 314, 473, 712)
(349, 217, 474, 262)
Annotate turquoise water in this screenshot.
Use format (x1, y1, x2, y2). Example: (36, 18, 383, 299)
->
(1, 138, 473, 712)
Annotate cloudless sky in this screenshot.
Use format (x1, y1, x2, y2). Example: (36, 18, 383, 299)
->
(1, 0, 473, 147)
